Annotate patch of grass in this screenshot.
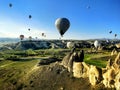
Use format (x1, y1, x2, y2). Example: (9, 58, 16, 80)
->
(3, 55, 21, 61)
(84, 53, 110, 68)
(35, 49, 70, 59)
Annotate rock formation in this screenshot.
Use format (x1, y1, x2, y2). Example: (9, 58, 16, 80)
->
(61, 50, 120, 89)
(115, 43, 120, 48)
(111, 48, 118, 56)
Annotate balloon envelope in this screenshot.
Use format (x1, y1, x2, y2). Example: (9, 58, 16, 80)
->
(9, 3, 12, 7)
(29, 36, 32, 40)
(115, 34, 117, 37)
(42, 33, 44, 36)
(94, 40, 100, 48)
(28, 28, 30, 31)
(86, 5, 90, 9)
(29, 15, 32, 19)
(55, 18, 70, 37)
(20, 35, 24, 40)
(109, 31, 112, 34)
(67, 42, 75, 49)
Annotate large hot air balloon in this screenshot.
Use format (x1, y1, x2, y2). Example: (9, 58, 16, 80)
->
(55, 18, 70, 37)
(20, 35, 24, 40)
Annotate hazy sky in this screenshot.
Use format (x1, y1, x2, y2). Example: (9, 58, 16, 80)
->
(0, 0, 120, 40)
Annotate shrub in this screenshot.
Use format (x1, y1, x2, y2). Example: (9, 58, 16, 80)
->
(25, 49, 37, 56)
(3, 55, 21, 61)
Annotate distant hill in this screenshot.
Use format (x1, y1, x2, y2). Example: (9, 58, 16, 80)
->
(0, 38, 120, 51)
(0, 38, 19, 47)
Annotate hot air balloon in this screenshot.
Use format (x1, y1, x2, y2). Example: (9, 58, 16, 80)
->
(67, 42, 75, 49)
(42, 33, 44, 36)
(86, 5, 90, 9)
(29, 36, 32, 40)
(29, 15, 32, 19)
(28, 28, 30, 31)
(109, 31, 112, 34)
(55, 18, 70, 37)
(20, 35, 24, 40)
(94, 40, 101, 49)
(115, 34, 117, 37)
(9, 3, 12, 7)
(35, 37, 38, 39)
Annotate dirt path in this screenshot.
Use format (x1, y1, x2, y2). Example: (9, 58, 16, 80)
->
(0, 62, 15, 68)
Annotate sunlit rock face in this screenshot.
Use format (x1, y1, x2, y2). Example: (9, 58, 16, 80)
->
(115, 43, 120, 48)
(61, 50, 120, 89)
(106, 59, 113, 69)
(62, 52, 73, 69)
(89, 65, 103, 86)
(103, 68, 116, 88)
(114, 52, 120, 67)
(73, 62, 89, 78)
(67, 53, 76, 72)
(115, 71, 120, 90)
(62, 52, 79, 72)
(102, 52, 120, 89)
(111, 48, 118, 56)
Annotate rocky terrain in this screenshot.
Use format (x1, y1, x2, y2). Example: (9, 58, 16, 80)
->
(0, 39, 120, 51)
(1, 39, 120, 90)
(11, 49, 120, 90)
(60, 49, 120, 90)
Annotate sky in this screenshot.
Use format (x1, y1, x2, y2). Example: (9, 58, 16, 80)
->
(0, 0, 120, 40)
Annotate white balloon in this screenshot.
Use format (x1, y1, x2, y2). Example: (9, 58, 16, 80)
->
(94, 40, 100, 48)
(67, 42, 74, 49)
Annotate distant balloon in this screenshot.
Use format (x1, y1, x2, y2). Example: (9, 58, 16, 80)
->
(94, 40, 100, 49)
(67, 42, 75, 49)
(41, 33, 46, 37)
(55, 18, 70, 37)
(29, 15, 32, 19)
(109, 31, 112, 34)
(28, 28, 30, 31)
(106, 39, 110, 43)
(42, 33, 44, 36)
(35, 37, 38, 39)
(20, 35, 24, 40)
(29, 36, 32, 40)
(86, 5, 90, 9)
(9, 3, 12, 7)
(115, 34, 117, 37)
